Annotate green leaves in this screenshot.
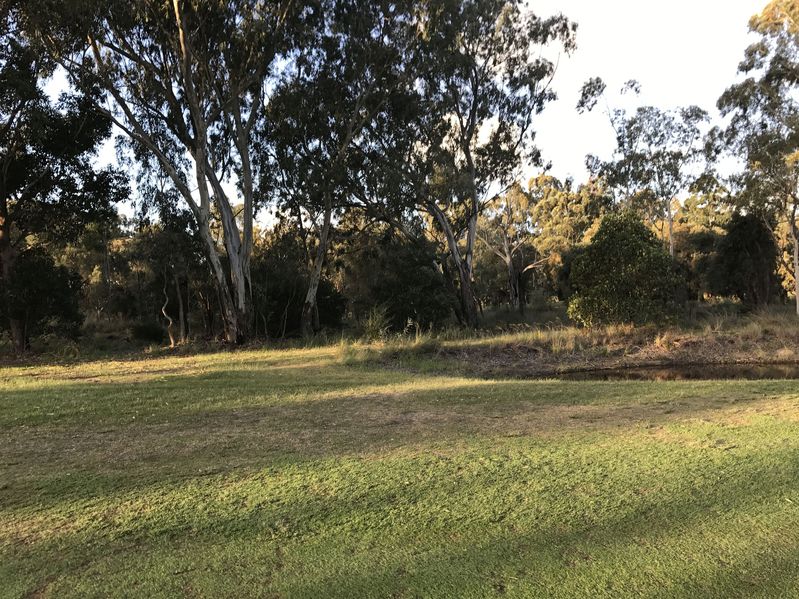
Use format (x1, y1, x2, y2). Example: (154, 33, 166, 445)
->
(567, 212, 685, 326)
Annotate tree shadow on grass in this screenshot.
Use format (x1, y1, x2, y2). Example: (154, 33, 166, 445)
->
(17, 438, 799, 598)
(1, 368, 794, 512)
(275, 445, 799, 598)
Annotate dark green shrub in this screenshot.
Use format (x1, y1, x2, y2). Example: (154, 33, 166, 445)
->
(709, 213, 779, 308)
(566, 212, 686, 326)
(340, 236, 455, 331)
(0, 248, 83, 346)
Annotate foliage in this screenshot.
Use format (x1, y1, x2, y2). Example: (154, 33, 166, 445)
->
(710, 213, 780, 308)
(718, 0, 799, 311)
(360, 305, 392, 341)
(529, 175, 611, 289)
(0, 5, 125, 350)
(381, 0, 577, 327)
(579, 79, 708, 254)
(672, 192, 732, 300)
(338, 228, 455, 331)
(129, 321, 165, 344)
(567, 212, 686, 326)
(250, 225, 345, 339)
(0, 248, 82, 345)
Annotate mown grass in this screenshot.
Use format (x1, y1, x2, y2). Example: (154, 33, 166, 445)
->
(4, 345, 799, 597)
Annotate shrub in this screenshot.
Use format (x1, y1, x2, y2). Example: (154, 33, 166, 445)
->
(361, 305, 391, 341)
(340, 235, 455, 331)
(0, 248, 83, 346)
(130, 321, 165, 343)
(709, 213, 779, 308)
(566, 211, 686, 326)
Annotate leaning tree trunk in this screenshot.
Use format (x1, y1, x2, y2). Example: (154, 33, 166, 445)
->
(300, 200, 333, 338)
(162, 270, 176, 348)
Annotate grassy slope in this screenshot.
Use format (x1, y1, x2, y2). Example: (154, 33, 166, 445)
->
(3, 347, 799, 597)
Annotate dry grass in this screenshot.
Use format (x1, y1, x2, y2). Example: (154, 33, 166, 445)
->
(337, 306, 799, 379)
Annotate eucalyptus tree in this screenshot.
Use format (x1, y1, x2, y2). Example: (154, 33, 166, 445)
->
(718, 0, 799, 314)
(404, 0, 576, 327)
(28, 0, 313, 342)
(266, 0, 418, 337)
(477, 183, 536, 312)
(528, 174, 611, 286)
(0, 7, 125, 351)
(578, 79, 708, 256)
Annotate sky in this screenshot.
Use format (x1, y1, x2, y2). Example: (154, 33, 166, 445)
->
(531, 0, 765, 183)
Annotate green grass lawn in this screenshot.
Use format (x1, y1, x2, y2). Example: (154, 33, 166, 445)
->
(4, 346, 799, 597)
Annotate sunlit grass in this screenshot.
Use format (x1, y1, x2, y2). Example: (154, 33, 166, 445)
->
(4, 345, 799, 597)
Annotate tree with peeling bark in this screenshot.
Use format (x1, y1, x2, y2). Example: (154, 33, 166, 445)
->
(407, 0, 576, 327)
(266, 0, 418, 338)
(0, 7, 125, 351)
(718, 0, 799, 315)
(27, 0, 313, 343)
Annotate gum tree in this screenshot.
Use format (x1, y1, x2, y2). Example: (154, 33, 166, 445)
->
(0, 7, 125, 351)
(578, 79, 708, 256)
(266, 0, 418, 337)
(718, 0, 799, 314)
(30, 0, 312, 342)
(406, 0, 576, 327)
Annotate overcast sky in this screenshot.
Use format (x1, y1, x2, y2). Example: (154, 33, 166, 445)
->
(532, 0, 764, 183)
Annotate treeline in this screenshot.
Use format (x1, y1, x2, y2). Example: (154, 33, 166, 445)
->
(0, 0, 797, 352)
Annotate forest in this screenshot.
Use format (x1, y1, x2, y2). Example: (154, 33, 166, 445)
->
(2, 0, 797, 354)
(7, 1, 799, 597)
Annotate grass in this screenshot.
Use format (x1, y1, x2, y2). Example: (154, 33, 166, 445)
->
(5, 344, 799, 596)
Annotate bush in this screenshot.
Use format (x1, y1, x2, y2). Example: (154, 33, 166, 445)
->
(709, 213, 779, 308)
(130, 321, 165, 343)
(0, 248, 83, 346)
(340, 235, 455, 331)
(566, 211, 686, 326)
(360, 305, 391, 341)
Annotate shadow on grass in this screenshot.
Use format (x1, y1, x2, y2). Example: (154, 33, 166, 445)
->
(0, 365, 793, 514)
(15, 437, 799, 598)
(278, 445, 799, 598)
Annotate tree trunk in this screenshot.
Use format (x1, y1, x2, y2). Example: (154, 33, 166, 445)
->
(507, 258, 521, 312)
(0, 204, 26, 352)
(196, 218, 242, 344)
(184, 271, 191, 340)
(173, 272, 186, 344)
(667, 200, 675, 257)
(162, 271, 175, 348)
(428, 202, 480, 328)
(439, 258, 465, 326)
(792, 220, 799, 317)
(300, 199, 333, 338)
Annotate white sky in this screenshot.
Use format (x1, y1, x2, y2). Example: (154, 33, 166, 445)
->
(532, 0, 763, 182)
